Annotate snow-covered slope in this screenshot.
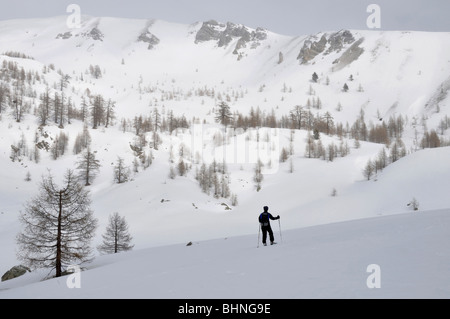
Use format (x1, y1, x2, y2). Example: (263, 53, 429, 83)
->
(1, 208, 449, 299)
(0, 16, 450, 298)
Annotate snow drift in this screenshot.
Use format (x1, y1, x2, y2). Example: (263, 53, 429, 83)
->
(1, 208, 449, 299)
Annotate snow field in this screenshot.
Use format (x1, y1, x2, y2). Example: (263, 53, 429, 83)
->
(0, 16, 449, 298)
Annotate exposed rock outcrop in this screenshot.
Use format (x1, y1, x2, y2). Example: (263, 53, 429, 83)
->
(332, 38, 365, 71)
(297, 34, 328, 64)
(297, 30, 358, 65)
(1, 265, 31, 282)
(326, 30, 355, 54)
(56, 31, 72, 40)
(195, 20, 267, 57)
(195, 20, 222, 43)
(138, 31, 160, 50)
(83, 27, 104, 41)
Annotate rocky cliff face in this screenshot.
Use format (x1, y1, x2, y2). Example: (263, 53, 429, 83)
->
(194, 20, 222, 43)
(138, 31, 160, 50)
(332, 37, 365, 71)
(56, 27, 104, 42)
(297, 30, 357, 64)
(195, 20, 267, 56)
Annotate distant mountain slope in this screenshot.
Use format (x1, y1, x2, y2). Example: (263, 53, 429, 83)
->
(0, 16, 450, 298)
(0, 16, 449, 122)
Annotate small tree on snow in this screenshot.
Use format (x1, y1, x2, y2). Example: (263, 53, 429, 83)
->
(73, 125, 91, 155)
(221, 174, 230, 198)
(178, 158, 187, 176)
(331, 188, 337, 197)
(305, 131, 315, 158)
(230, 193, 238, 206)
(215, 101, 233, 128)
(133, 157, 140, 173)
(76, 148, 101, 186)
(253, 159, 264, 192)
(98, 212, 134, 254)
(169, 166, 176, 179)
(114, 157, 130, 184)
(280, 147, 289, 163)
(343, 83, 349, 92)
(289, 158, 294, 173)
(408, 197, 420, 211)
(363, 159, 375, 180)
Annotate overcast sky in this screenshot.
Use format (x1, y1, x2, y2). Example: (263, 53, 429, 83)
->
(0, 0, 449, 35)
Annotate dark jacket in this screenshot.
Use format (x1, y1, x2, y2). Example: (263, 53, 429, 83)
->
(259, 212, 279, 227)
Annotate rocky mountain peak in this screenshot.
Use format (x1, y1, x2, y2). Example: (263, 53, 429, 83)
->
(297, 30, 357, 64)
(195, 20, 267, 58)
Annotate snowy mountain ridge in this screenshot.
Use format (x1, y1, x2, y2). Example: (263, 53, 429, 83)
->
(1, 15, 449, 122)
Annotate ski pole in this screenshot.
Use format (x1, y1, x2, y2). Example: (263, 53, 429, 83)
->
(278, 218, 283, 244)
(257, 224, 261, 248)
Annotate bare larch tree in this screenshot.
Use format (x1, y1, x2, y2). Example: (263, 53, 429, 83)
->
(97, 212, 134, 254)
(76, 148, 101, 186)
(17, 170, 98, 277)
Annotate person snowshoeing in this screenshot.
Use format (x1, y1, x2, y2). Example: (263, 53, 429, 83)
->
(258, 206, 280, 246)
